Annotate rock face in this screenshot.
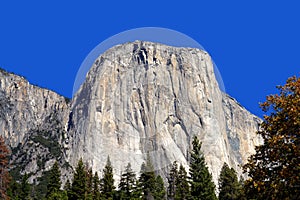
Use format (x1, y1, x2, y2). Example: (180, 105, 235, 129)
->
(0, 41, 262, 186)
(0, 69, 69, 146)
(67, 41, 262, 184)
(0, 69, 71, 183)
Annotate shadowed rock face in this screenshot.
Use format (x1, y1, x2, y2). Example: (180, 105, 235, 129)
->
(68, 41, 262, 184)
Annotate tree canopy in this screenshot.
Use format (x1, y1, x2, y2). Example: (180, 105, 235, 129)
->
(139, 154, 157, 199)
(70, 158, 87, 200)
(244, 76, 300, 199)
(119, 163, 137, 200)
(175, 164, 190, 200)
(46, 161, 62, 198)
(189, 136, 217, 200)
(167, 161, 178, 199)
(218, 163, 243, 200)
(100, 156, 115, 199)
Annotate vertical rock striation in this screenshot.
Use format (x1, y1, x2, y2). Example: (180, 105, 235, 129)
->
(0, 41, 262, 186)
(68, 41, 262, 184)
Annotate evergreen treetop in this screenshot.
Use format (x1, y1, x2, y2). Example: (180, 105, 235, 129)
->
(92, 172, 101, 200)
(46, 161, 62, 198)
(153, 175, 166, 199)
(20, 173, 31, 200)
(100, 156, 115, 199)
(167, 161, 178, 199)
(189, 136, 217, 200)
(218, 163, 243, 200)
(175, 164, 190, 200)
(119, 162, 137, 200)
(70, 158, 87, 200)
(139, 154, 157, 199)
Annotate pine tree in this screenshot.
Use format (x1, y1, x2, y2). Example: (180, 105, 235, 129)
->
(86, 167, 93, 200)
(0, 136, 10, 200)
(100, 156, 115, 199)
(238, 176, 246, 200)
(70, 158, 87, 200)
(243, 76, 300, 199)
(132, 180, 143, 200)
(218, 163, 242, 200)
(139, 154, 156, 199)
(64, 179, 71, 197)
(47, 190, 68, 200)
(175, 164, 190, 200)
(189, 136, 217, 200)
(7, 178, 21, 200)
(153, 175, 166, 199)
(119, 163, 137, 199)
(46, 161, 62, 198)
(19, 173, 31, 200)
(167, 161, 178, 199)
(92, 172, 101, 200)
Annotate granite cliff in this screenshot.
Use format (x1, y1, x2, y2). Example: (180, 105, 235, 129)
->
(67, 41, 262, 184)
(0, 69, 71, 183)
(0, 41, 261, 186)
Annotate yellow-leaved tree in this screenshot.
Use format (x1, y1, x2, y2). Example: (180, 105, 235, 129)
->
(244, 76, 300, 199)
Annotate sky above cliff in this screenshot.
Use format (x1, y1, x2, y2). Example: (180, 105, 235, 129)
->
(0, 1, 299, 117)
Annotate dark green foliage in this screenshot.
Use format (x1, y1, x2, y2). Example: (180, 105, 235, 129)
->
(47, 190, 68, 200)
(189, 136, 217, 200)
(33, 170, 52, 199)
(92, 172, 101, 200)
(30, 133, 61, 158)
(9, 166, 22, 183)
(238, 176, 246, 200)
(70, 158, 87, 200)
(100, 156, 115, 199)
(132, 179, 143, 200)
(153, 175, 166, 199)
(139, 155, 157, 199)
(218, 163, 243, 200)
(86, 168, 93, 199)
(7, 179, 21, 200)
(64, 179, 71, 197)
(20, 173, 31, 200)
(9, 128, 65, 198)
(119, 163, 137, 199)
(175, 164, 190, 200)
(138, 154, 166, 200)
(167, 161, 178, 199)
(46, 161, 62, 198)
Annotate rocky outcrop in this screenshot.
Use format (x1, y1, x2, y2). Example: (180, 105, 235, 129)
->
(67, 41, 262, 184)
(0, 69, 69, 146)
(0, 69, 71, 183)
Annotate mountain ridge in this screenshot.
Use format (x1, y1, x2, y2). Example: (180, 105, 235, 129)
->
(0, 41, 262, 186)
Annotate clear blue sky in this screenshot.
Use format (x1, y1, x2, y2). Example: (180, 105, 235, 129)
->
(0, 1, 299, 117)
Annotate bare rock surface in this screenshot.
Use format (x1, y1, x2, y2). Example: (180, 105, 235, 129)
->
(0, 69, 71, 183)
(0, 41, 262, 186)
(68, 41, 262, 184)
